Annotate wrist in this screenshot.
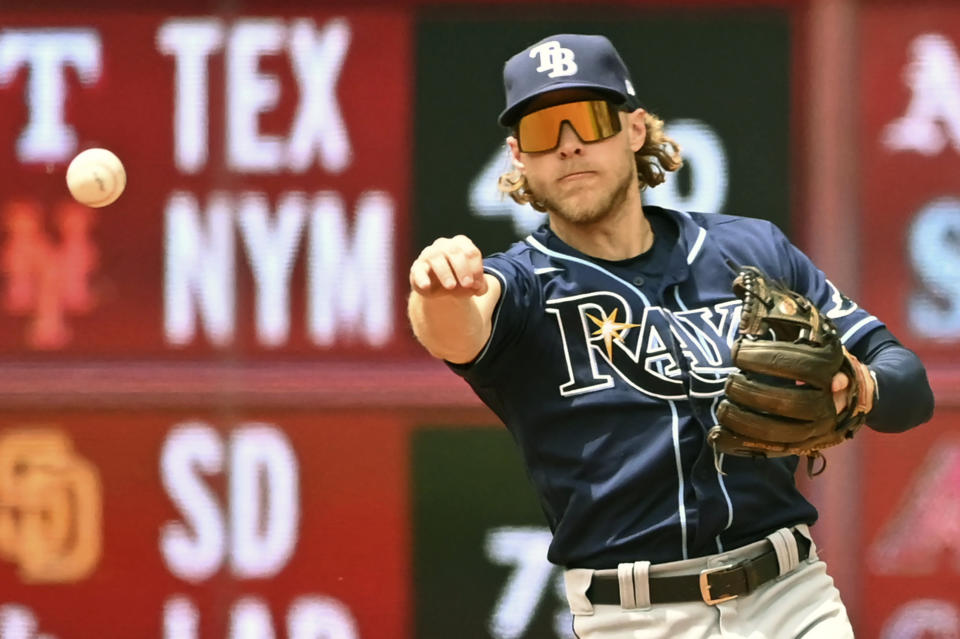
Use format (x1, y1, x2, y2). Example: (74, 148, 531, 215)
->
(866, 367, 880, 414)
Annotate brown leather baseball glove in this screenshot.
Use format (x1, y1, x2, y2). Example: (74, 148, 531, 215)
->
(710, 266, 871, 475)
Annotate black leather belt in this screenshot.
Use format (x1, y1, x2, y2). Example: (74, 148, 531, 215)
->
(586, 530, 811, 606)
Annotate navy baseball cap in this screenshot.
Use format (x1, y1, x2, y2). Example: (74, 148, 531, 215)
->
(499, 34, 641, 126)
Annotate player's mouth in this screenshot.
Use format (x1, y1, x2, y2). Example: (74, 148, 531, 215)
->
(559, 170, 596, 182)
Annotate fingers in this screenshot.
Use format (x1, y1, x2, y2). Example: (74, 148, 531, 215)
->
(409, 235, 486, 297)
(832, 357, 877, 416)
(832, 372, 849, 414)
(444, 241, 480, 288)
(425, 250, 459, 289)
(831, 372, 848, 393)
(409, 259, 434, 291)
(843, 348, 876, 415)
(474, 271, 489, 296)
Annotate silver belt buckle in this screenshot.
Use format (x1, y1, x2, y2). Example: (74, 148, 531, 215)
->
(699, 565, 738, 605)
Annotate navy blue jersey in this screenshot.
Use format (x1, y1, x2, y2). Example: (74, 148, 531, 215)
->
(449, 206, 882, 569)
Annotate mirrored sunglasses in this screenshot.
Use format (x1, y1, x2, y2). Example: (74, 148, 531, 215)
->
(516, 100, 623, 153)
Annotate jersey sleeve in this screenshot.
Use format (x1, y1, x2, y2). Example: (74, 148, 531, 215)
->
(446, 252, 540, 385)
(769, 224, 884, 349)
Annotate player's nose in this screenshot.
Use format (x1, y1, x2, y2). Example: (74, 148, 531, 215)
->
(556, 121, 584, 158)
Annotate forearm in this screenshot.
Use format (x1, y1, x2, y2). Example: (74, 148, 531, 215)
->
(849, 328, 935, 433)
(407, 290, 493, 364)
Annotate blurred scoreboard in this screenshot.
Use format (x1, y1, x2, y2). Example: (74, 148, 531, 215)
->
(0, 8, 791, 364)
(857, 6, 960, 638)
(860, 5, 960, 370)
(0, 411, 412, 637)
(8, 2, 958, 639)
(0, 11, 413, 361)
(0, 5, 792, 637)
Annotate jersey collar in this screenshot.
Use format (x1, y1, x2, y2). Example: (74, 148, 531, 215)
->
(527, 206, 708, 285)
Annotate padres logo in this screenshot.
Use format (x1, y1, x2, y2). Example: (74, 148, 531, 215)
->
(0, 429, 102, 583)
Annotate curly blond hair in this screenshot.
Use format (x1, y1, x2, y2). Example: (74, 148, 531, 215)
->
(497, 111, 683, 212)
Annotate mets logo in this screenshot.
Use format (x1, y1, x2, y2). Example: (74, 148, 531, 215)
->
(1, 199, 99, 349)
(529, 41, 578, 78)
(0, 428, 102, 583)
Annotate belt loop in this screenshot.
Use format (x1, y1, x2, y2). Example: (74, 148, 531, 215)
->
(563, 568, 595, 616)
(794, 523, 817, 559)
(617, 563, 637, 609)
(632, 561, 652, 610)
(765, 527, 799, 576)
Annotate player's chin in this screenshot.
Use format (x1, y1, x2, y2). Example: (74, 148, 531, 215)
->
(566, 184, 613, 207)
(557, 200, 610, 225)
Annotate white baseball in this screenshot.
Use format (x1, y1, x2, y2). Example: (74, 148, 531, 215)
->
(66, 148, 126, 207)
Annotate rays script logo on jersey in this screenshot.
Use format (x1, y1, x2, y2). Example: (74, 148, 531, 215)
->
(547, 292, 742, 400)
(529, 41, 577, 78)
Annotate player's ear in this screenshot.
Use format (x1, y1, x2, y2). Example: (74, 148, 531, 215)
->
(506, 136, 525, 171)
(626, 109, 646, 152)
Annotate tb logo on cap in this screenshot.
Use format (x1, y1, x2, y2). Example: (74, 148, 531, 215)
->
(530, 41, 578, 78)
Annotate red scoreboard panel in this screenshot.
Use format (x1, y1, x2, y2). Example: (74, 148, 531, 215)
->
(0, 10, 430, 638)
(859, 6, 960, 637)
(859, 6, 960, 373)
(859, 409, 960, 639)
(0, 11, 415, 360)
(13, 3, 960, 639)
(0, 410, 412, 639)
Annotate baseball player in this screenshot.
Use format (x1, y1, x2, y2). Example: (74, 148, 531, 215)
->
(408, 34, 934, 638)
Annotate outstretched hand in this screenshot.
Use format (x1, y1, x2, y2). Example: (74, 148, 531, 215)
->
(409, 235, 489, 297)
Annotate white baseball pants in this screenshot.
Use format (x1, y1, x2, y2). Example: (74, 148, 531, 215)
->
(563, 525, 854, 638)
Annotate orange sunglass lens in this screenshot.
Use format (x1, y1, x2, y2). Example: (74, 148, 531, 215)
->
(517, 100, 620, 152)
